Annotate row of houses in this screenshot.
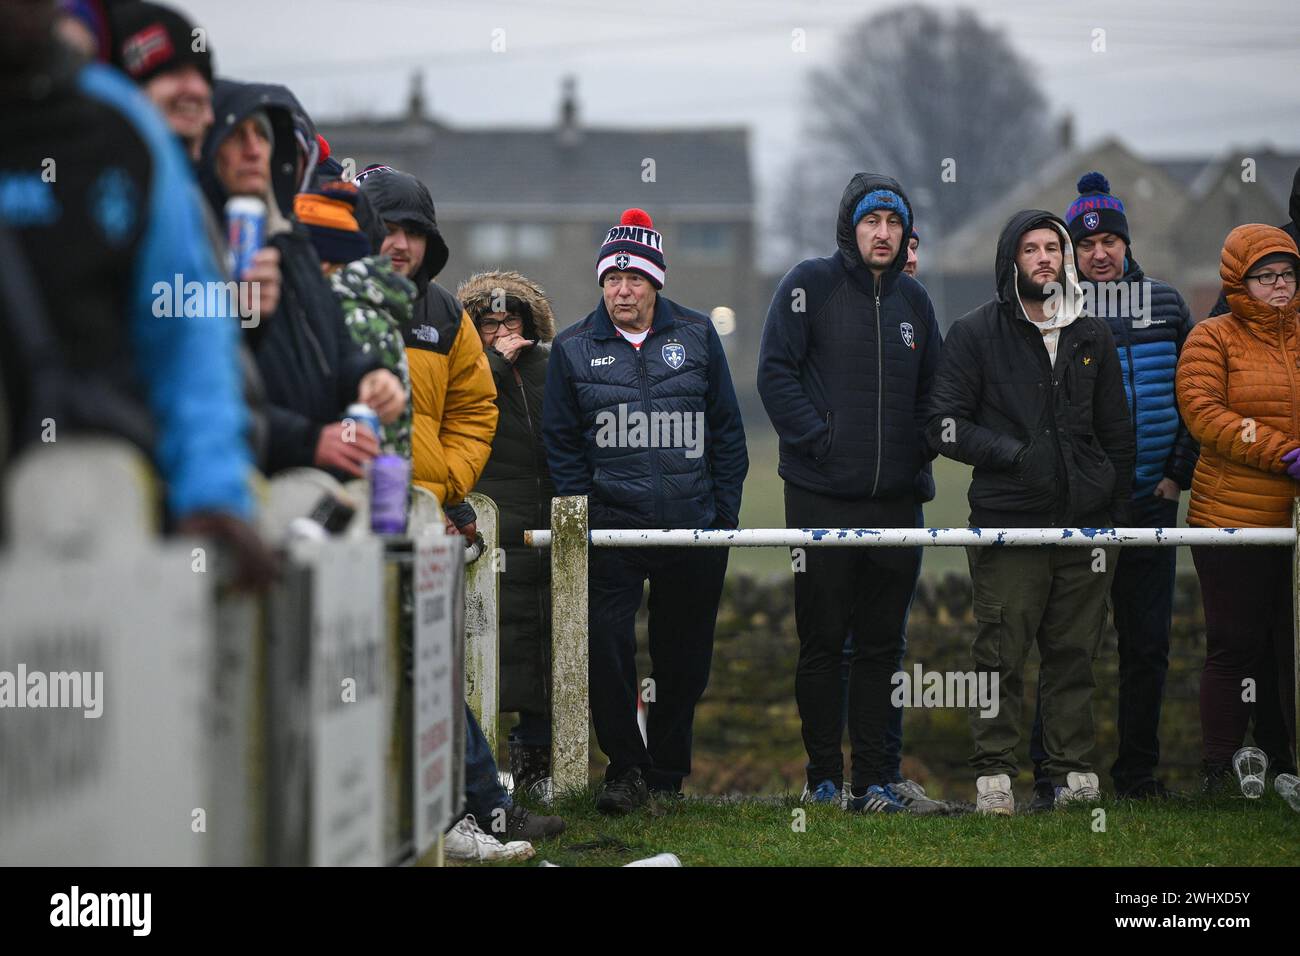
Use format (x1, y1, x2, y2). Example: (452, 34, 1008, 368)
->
(319, 75, 1298, 413)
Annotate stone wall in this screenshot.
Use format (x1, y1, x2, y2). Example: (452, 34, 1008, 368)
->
(633, 571, 1215, 798)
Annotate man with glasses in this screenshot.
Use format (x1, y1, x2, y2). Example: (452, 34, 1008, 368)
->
(542, 208, 748, 814)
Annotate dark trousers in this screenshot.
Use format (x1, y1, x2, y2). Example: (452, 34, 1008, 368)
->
(1030, 494, 1178, 791)
(840, 506, 924, 783)
(1191, 544, 1296, 768)
(786, 482, 922, 792)
(588, 545, 728, 790)
(970, 544, 1114, 784)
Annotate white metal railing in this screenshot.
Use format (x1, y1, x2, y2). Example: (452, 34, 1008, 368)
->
(528, 495, 1300, 795)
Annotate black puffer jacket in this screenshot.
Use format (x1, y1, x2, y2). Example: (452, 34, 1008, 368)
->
(758, 173, 941, 502)
(925, 210, 1135, 528)
(201, 80, 378, 474)
(460, 271, 556, 715)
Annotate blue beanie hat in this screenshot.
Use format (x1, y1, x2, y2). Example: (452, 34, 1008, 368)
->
(852, 189, 910, 232)
(1066, 172, 1130, 246)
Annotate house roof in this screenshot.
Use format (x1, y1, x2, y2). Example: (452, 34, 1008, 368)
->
(318, 115, 754, 219)
(931, 137, 1193, 280)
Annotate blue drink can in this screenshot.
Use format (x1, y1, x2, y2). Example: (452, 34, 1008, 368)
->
(344, 403, 382, 442)
(225, 196, 266, 278)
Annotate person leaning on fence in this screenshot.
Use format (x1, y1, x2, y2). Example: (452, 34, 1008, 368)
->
(198, 81, 406, 480)
(355, 164, 497, 540)
(926, 209, 1135, 816)
(1175, 224, 1300, 794)
(757, 175, 944, 815)
(294, 181, 415, 460)
(0, 1, 273, 589)
(542, 208, 749, 815)
(1021, 173, 1199, 807)
(458, 270, 558, 798)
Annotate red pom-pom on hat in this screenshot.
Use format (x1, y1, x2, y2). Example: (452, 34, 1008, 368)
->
(621, 208, 653, 228)
(316, 134, 331, 161)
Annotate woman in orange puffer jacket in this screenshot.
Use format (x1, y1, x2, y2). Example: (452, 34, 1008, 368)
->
(1176, 223, 1300, 791)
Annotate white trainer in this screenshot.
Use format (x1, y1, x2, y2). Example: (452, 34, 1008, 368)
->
(975, 773, 1015, 815)
(444, 815, 535, 863)
(1055, 771, 1102, 807)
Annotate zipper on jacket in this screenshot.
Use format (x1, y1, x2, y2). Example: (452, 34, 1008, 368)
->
(636, 340, 665, 526)
(872, 277, 883, 497)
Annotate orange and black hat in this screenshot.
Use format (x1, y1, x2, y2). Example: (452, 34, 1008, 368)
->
(293, 181, 372, 265)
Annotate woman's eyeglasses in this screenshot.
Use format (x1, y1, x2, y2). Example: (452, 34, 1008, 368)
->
(1245, 269, 1297, 287)
(478, 315, 524, 333)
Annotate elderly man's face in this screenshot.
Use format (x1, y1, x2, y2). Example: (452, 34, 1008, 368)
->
(215, 116, 271, 198)
(602, 270, 656, 330)
(145, 65, 213, 162)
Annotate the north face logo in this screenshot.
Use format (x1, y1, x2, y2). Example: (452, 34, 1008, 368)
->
(413, 325, 439, 344)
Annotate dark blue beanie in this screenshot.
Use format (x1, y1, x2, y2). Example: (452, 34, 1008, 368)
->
(1066, 172, 1130, 246)
(852, 189, 911, 231)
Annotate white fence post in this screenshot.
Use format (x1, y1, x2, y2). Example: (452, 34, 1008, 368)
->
(550, 495, 589, 796)
(1293, 498, 1299, 777)
(463, 492, 500, 757)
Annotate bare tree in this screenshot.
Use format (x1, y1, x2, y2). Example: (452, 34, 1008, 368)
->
(777, 5, 1055, 261)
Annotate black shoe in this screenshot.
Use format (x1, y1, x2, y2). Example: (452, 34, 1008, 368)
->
(596, 768, 650, 815)
(1200, 761, 1235, 797)
(1119, 779, 1185, 801)
(1027, 780, 1055, 813)
(508, 739, 551, 797)
(501, 803, 565, 843)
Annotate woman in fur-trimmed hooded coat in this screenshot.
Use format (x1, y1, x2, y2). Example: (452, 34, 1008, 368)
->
(458, 270, 557, 789)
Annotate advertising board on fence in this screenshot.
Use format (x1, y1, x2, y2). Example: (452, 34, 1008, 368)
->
(413, 530, 461, 856)
(300, 537, 386, 867)
(0, 546, 209, 865)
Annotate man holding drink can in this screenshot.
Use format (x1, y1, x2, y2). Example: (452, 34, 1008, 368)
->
(200, 80, 406, 480)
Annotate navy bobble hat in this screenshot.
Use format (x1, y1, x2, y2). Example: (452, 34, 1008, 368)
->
(1066, 171, 1130, 246)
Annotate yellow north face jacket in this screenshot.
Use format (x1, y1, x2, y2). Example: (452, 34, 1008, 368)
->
(354, 165, 497, 504)
(406, 281, 498, 505)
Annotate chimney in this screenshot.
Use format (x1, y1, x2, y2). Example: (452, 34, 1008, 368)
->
(1059, 112, 1074, 152)
(557, 75, 580, 146)
(407, 69, 426, 122)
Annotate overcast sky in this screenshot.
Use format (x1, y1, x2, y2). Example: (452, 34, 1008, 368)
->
(179, 0, 1300, 235)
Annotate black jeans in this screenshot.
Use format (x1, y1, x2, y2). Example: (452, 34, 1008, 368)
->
(785, 482, 922, 792)
(1031, 494, 1177, 790)
(588, 545, 729, 790)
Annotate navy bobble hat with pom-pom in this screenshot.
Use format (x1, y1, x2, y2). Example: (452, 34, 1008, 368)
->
(1065, 171, 1130, 246)
(597, 208, 666, 288)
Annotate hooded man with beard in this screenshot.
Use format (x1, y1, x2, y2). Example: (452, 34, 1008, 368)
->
(355, 165, 497, 538)
(927, 210, 1134, 816)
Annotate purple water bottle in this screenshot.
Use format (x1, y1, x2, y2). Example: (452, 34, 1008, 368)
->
(370, 455, 410, 535)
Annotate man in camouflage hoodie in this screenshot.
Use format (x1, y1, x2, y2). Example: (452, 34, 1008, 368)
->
(330, 256, 414, 458)
(293, 181, 415, 456)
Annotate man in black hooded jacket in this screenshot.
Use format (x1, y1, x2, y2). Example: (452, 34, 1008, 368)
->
(758, 173, 941, 813)
(199, 80, 405, 477)
(926, 209, 1134, 815)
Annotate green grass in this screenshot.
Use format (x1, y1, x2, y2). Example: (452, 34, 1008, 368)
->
(478, 789, 1300, 867)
